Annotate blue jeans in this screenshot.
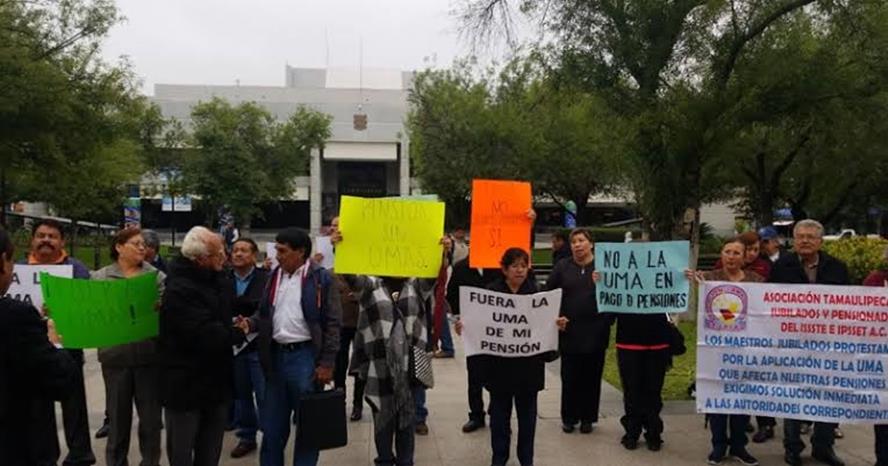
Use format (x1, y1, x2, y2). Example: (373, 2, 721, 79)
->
(439, 318, 454, 355)
(490, 390, 537, 466)
(234, 350, 265, 444)
(413, 385, 428, 424)
(260, 346, 320, 466)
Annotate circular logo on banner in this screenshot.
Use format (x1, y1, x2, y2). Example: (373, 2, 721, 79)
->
(704, 284, 748, 332)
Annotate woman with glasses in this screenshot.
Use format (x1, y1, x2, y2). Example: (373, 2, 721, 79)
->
(92, 228, 166, 466)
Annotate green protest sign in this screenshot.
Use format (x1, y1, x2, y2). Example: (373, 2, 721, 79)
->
(41, 272, 160, 349)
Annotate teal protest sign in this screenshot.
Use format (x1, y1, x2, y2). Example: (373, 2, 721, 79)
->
(594, 241, 690, 314)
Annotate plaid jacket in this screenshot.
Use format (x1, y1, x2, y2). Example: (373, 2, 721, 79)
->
(348, 276, 434, 433)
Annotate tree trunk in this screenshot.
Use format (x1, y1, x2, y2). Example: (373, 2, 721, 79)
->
(0, 167, 6, 227)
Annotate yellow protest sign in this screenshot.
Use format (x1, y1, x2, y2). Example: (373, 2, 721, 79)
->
(335, 196, 446, 278)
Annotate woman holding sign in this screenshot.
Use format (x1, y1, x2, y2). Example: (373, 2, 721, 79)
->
(91, 228, 166, 466)
(687, 237, 763, 466)
(545, 228, 614, 435)
(457, 247, 564, 466)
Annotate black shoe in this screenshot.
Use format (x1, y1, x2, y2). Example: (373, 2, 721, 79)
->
(621, 435, 639, 450)
(708, 449, 726, 465)
(647, 440, 662, 451)
(562, 423, 576, 433)
(580, 422, 594, 434)
(784, 452, 802, 466)
(350, 407, 363, 422)
(752, 426, 774, 443)
(746, 422, 755, 433)
(812, 448, 845, 466)
(95, 423, 110, 439)
(230, 441, 257, 458)
(462, 418, 485, 433)
(730, 449, 759, 466)
(415, 422, 429, 435)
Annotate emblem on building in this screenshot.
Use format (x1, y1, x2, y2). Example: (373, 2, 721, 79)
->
(353, 113, 368, 131)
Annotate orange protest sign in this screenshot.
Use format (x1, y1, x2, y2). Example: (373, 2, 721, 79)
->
(469, 179, 532, 269)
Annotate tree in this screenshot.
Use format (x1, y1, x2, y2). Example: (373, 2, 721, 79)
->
(182, 97, 331, 231)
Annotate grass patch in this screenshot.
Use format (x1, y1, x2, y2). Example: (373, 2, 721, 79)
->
(602, 320, 697, 401)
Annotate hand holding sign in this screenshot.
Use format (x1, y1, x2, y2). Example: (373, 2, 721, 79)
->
(47, 318, 62, 346)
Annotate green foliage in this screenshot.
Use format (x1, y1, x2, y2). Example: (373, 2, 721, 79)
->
(822, 237, 888, 284)
(181, 98, 331, 226)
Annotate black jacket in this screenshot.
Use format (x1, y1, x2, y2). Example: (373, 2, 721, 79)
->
(158, 257, 245, 410)
(769, 251, 850, 286)
(475, 278, 547, 394)
(231, 267, 270, 353)
(546, 259, 614, 354)
(446, 259, 503, 315)
(0, 297, 76, 466)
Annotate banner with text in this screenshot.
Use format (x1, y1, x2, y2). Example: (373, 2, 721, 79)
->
(696, 281, 888, 424)
(469, 179, 532, 269)
(2, 265, 73, 311)
(459, 286, 561, 357)
(41, 272, 160, 349)
(336, 196, 445, 278)
(595, 241, 690, 314)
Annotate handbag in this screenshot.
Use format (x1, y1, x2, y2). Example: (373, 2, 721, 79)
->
(666, 314, 686, 356)
(410, 345, 435, 388)
(296, 387, 348, 450)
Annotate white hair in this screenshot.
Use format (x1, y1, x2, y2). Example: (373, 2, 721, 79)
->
(181, 226, 217, 260)
(793, 219, 824, 238)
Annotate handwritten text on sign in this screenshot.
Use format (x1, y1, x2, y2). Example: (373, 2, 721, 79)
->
(335, 196, 445, 278)
(595, 241, 690, 314)
(2, 265, 73, 310)
(459, 286, 561, 357)
(469, 179, 532, 269)
(696, 281, 888, 424)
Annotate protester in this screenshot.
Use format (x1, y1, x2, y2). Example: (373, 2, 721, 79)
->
(0, 225, 77, 466)
(686, 237, 762, 466)
(758, 226, 785, 264)
(863, 253, 888, 466)
(455, 247, 565, 466)
(551, 230, 571, 265)
(323, 217, 367, 422)
(447, 258, 503, 433)
(228, 238, 270, 458)
(254, 228, 341, 466)
(337, 230, 451, 466)
(22, 219, 96, 466)
(546, 228, 613, 434)
(142, 229, 167, 273)
(771, 219, 848, 466)
(714, 231, 771, 280)
(91, 228, 165, 466)
(222, 220, 240, 252)
(451, 226, 469, 264)
(159, 226, 250, 466)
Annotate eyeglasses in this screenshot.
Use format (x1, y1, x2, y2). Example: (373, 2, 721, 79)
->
(126, 240, 147, 249)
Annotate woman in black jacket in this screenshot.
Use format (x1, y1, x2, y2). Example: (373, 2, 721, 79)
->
(457, 248, 564, 466)
(546, 228, 614, 434)
(0, 226, 76, 466)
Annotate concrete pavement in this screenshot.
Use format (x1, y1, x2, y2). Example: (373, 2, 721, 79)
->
(65, 336, 878, 466)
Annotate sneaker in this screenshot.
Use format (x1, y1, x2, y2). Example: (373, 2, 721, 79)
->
(731, 449, 759, 466)
(433, 350, 455, 359)
(752, 426, 774, 443)
(415, 422, 429, 435)
(707, 449, 725, 465)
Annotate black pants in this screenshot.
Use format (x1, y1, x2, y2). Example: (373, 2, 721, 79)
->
(467, 358, 487, 422)
(560, 351, 606, 425)
(783, 419, 836, 455)
(334, 327, 366, 410)
(756, 416, 776, 428)
(489, 390, 537, 466)
(875, 424, 888, 466)
(28, 399, 60, 466)
(165, 403, 228, 466)
(710, 414, 749, 453)
(617, 349, 669, 442)
(102, 365, 162, 466)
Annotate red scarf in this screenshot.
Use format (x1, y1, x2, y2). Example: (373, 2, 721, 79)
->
(431, 260, 449, 344)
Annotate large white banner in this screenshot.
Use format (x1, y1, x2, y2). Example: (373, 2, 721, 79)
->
(459, 286, 561, 357)
(697, 281, 888, 424)
(3, 265, 73, 311)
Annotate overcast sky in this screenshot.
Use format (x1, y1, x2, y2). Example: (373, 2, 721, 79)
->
(100, 0, 531, 95)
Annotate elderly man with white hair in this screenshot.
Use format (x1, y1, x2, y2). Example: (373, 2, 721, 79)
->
(158, 226, 250, 466)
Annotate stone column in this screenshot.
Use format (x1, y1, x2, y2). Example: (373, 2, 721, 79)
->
(399, 139, 410, 195)
(310, 147, 322, 235)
